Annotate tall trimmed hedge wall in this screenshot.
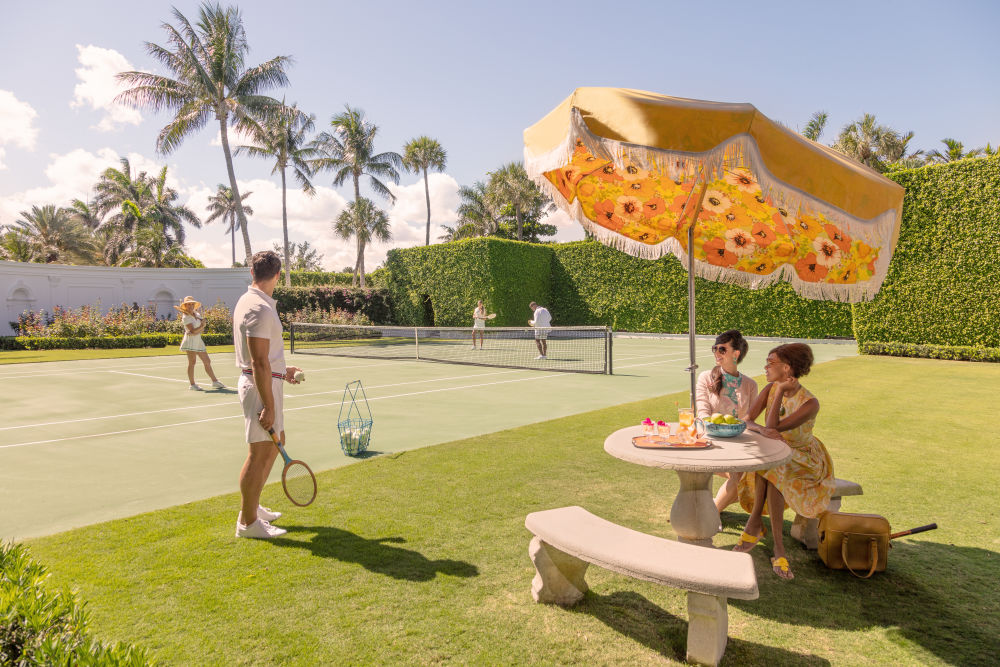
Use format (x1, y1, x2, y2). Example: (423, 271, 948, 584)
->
(384, 237, 852, 337)
(550, 242, 853, 337)
(383, 238, 550, 326)
(852, 157, 1000, 347)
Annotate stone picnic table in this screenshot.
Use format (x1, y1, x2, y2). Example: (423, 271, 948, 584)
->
(604, 424, 792, 547)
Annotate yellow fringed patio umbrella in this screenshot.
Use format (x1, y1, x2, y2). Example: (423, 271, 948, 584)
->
(524, 87, 905, 400)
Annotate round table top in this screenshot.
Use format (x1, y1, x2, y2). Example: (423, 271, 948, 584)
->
(604, 424, 792, 473)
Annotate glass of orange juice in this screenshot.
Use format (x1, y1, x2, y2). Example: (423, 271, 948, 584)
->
(678, 408, 695, 441)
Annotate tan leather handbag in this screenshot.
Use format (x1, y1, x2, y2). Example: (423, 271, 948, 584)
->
(817, 512, 891, 578)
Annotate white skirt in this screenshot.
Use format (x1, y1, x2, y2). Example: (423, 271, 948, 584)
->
(180, 333, 206, 352)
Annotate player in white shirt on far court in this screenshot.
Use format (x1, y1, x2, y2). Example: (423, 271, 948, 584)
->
(528, 301, 551, 360)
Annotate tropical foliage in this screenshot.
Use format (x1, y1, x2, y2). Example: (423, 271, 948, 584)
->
(273, 240, 324, 271)
(333, 198, 391, 288)
(205, 184, 253, 267)
(926, 138, 984, 163)
(444, 164, 556, 244)
(402, 136, 447, 246)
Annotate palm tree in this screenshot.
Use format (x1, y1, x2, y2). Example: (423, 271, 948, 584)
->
(115, 3, 290, 263)
(438, 222, 478, 242)
(311, 105, 402, 205)
(402, 136, 447, 246)
(0, 229, 34, 262)
(118, 223, 195, 267)
(146, 165, 201, 245)
(238, 102, 316, 285)
(801, 111, 828, 142)
(831, 114, 919, 172)
(205, 184, 254, 266)
(984, 143, 997, 157)
(456, 181, 500, 237)
(8, 205, 96, 264)
(926, 138, 984, 163)
(272, 240, 324, 271)
(487, 162, 548, 241)
(67, 199, 104, 230)
(333, 198, 391, 288)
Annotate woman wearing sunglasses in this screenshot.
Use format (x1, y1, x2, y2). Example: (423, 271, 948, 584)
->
(695, 329, 758, 513)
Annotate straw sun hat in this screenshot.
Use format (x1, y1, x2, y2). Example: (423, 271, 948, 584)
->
(173, 296, 202, 315)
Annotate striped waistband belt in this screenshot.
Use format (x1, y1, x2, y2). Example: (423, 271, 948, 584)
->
(242, 369, 285, 379)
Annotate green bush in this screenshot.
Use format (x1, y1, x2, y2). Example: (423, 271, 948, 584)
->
(0, 542, 152, 665)
(383, 238, 551, 327)
(550, 241, 853, 337)
(15, 334, 168, 350)
(853, 156, 1000, 347)
(860, 341, 1000, 363)
(288, 270, 357, 286)
(272, 286, 391, 325)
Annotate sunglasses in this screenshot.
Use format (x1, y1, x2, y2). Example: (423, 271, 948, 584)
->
(711, 345, 730, 353)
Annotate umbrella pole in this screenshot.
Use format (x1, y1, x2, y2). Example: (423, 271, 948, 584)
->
(686, 182, 709, 406)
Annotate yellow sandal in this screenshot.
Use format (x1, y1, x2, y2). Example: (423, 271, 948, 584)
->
(733, 526, 766, 552)
(771, 556, 794, 580)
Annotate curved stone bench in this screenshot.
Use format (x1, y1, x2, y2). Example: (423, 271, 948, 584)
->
(526, 506, 758, 666)
(791, 478, 864, 549)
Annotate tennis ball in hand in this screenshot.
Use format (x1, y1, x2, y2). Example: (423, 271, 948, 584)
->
(293, 370, 305, 383)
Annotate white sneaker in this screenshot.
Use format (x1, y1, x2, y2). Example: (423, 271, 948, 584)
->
(535, 355, 544, 360)
(189, 384, 202, 391)
(237, 506, 283, 524)
(235, 517, 287, 539)
(211, 380, 226, 389)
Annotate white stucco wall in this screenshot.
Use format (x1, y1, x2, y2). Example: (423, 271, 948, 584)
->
(1, 260, 251, 335)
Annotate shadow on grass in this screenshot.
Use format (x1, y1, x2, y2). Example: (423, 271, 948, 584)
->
(269, 525, 479, 582)
(732, 539, 1000, 665)
(570, 590, 830, 665)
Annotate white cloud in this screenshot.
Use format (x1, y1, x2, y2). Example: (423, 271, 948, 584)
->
(385, 173, 460, 247)
(209, 126, 255, 148)
(546, 208, 586, 242)
(70, 45, 143, 131)
(0, 90, 39, 168)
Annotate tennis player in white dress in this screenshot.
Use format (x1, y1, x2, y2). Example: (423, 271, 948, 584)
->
(175, 296, 225, 391)
(471, 299, 495, 349)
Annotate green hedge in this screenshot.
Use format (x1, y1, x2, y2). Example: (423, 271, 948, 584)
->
(860, 341, 1000, 363)
(853, 156, 1000, 347)
(549, 241, 853, 337)
(272, 286, 391, 324)
(5, 332, 233, 351)
(383, 238, 551, 326)
(288, 270, 357, 286)
(0, 542, 152, 665)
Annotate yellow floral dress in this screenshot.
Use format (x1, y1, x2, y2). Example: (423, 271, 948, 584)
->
(738, 385, 835, 518)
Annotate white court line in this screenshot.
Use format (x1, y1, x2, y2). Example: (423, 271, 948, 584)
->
(0, 371, 568, 450)
(110, 371, 190, 384)
(0, 365, 538, 431)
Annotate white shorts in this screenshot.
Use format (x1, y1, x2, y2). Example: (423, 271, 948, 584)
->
(534, 328, 550, 340)
(473, 321, 485, 329)
(239, 374, 284, 443)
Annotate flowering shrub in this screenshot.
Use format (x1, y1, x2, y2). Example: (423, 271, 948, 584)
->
(9, 300, 233, 337)
(282, 305, 372, 327)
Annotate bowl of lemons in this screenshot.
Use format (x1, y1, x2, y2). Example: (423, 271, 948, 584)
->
(704, 413, 746, 438)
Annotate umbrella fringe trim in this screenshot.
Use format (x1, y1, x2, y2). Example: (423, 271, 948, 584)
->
(526, 108, 899, 303)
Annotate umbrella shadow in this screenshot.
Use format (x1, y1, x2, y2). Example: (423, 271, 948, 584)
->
(269, 525, 479, 582)
(731, 539, 1000, 664)
(568, 590, 829, 665)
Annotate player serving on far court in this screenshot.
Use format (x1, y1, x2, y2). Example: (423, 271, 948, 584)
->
(471, 299, 495, 350)
(529, 301, 551, 360)
(232, 250, 304, 539)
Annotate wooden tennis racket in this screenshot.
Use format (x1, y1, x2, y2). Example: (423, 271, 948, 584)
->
(266, 427, 317, 506)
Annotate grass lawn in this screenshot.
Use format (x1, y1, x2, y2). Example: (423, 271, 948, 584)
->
(0, 344, 239, 364)
(22, 355, 1000, 665)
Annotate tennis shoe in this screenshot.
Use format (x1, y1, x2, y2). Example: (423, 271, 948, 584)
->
(211, 380, 226, 389)
(235, 517, 287, 539)
(237, 506, 283, 525)
(188, 384, 202, 391)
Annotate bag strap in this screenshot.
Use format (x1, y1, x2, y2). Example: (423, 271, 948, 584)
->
(842, 536, 879, 579)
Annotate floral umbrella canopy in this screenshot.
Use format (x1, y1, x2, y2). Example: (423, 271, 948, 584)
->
(524, 88, 905, 399)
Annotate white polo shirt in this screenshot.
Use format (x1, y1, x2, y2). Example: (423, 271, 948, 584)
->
(531, 306, 552, 328)
(233, 286, 286, 373)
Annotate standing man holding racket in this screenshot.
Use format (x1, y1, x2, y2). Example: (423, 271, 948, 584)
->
(233, 250, 303, 539)
(529, 301, 552, 360)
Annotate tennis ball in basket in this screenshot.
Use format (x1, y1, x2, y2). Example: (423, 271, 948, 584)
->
(293, 370, 305, 383)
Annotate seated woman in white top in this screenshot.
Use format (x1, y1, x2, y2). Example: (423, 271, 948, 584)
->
(695, 329, 758, 512)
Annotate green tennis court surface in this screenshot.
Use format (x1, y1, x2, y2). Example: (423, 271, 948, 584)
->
(0, 336, 856, 540)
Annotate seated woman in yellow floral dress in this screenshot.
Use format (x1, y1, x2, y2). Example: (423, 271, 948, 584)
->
(732, 343, 835, 581)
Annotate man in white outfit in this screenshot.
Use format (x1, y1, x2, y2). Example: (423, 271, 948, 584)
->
(232, 250, 302, 539)
(528, 301, 551, 360)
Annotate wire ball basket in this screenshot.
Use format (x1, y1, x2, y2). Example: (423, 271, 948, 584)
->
(337, 380, 373, 456)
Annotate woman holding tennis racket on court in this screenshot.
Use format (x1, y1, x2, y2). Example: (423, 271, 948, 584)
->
(232, 251, 309, 540)
(471, 299, 495, 350)
(175, 296, 225, 391)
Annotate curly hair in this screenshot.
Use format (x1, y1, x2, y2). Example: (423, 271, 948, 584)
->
(771, 342, 814, 378)
(251, 250, 282, 281)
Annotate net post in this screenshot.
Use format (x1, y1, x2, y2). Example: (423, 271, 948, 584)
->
(606, 327, 613, 375)
(289, 322, 295, 354)
(414, 327, 419, 360)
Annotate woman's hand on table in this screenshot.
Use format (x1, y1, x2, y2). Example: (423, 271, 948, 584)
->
(757, 426, 784, 441)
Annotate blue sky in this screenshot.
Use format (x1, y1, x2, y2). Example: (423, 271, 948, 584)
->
(1, 0, 997, 269)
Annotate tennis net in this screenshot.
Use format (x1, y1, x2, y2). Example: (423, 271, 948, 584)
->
(290, 323, 612, 374)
